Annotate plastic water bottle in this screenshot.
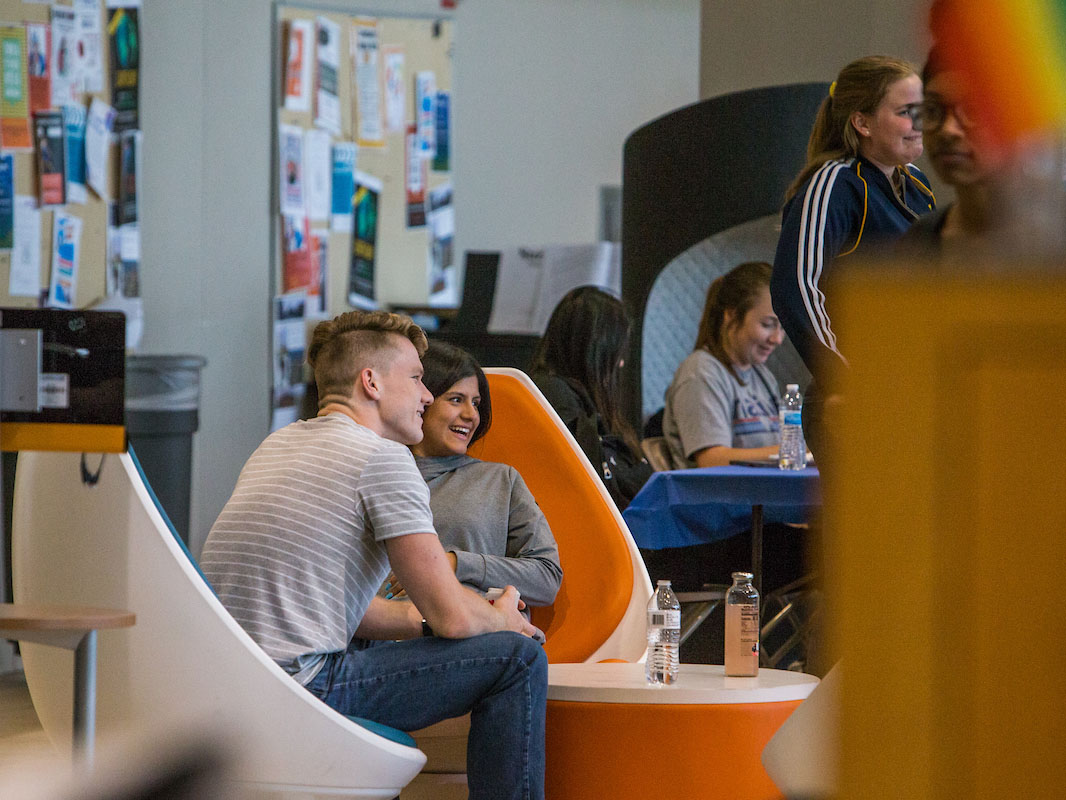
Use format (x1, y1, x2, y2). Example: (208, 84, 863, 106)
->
(724, 572, 760, 677)
(778, 383, 805, 470)
(646, 580, 680, 685)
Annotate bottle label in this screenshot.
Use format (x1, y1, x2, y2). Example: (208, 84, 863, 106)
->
(724, 603, 760, 676)
(647, 609, 680, 629)
(782, 410, 802, 426)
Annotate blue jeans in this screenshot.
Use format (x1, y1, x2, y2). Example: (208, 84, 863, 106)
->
(305, 631, 547, 800)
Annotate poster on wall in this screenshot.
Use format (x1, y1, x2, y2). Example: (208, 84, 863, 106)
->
(330, 141, 355, 231)
(271, 293, 307, 432)
(283, 18, 312, 113)
(50, 6, 79, 107)
(9, 195, 41, 297)
(278, 122, 305, 217)
(309, 227, 328, 315)
(48, 211, 83, 308)
(0, 26, 32, 150)
(75, 0, 104, 93)
(25, 23, 50, 114)
(304, 127, 331, 221)
(33, 110, 65, 207)
(107, 5, 139, 132)
(404, 124, 426, 228)
(352, 17, 384, 148)
(282, 214, 312, 292)
(314, 16, 340, 134)
(415, 70, 436, 159)
(427, 183, 456, 306)
(348, 170, 380, 309)
(433, 91, 450, 172)
(64, 104, 88, 204)
(117, 129, 141, 224)
(0, 154, 13, 250)
(86, 98, 115, 199)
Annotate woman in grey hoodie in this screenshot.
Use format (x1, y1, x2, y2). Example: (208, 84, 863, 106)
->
(401, 341, 562, 607)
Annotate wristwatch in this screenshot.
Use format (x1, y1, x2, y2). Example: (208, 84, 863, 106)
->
(421, 618, 434, 637)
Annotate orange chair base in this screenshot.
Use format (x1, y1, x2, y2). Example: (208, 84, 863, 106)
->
(545, 699, 801, 800)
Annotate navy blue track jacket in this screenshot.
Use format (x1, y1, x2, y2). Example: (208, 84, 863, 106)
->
(771, 156, 935, 370)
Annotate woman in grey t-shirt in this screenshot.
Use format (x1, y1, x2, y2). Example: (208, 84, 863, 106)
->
(662, 262, 785, 470)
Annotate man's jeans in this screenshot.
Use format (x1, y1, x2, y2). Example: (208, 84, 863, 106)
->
(305, 631, 547, 800)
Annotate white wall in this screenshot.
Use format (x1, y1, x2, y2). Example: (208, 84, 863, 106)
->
(699, 0, 933, 99)
(139, 0, 700, 555)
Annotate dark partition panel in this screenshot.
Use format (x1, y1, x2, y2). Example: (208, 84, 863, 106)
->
(621, 82, 829, 426)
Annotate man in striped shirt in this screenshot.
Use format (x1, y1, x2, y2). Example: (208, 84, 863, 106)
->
(201, 310, 547, 800)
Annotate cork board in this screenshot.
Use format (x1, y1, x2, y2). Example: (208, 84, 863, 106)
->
(0, 0, 115, 310)
(275, 6, 453, 311)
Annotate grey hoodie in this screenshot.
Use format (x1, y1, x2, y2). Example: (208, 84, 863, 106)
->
(415, 454, 562, 607)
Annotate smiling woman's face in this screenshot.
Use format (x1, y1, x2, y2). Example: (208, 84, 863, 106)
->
(855, 73, 924, 173)
(411, 375, 481, 458)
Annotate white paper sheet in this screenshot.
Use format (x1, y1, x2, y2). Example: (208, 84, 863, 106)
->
(74, 0, 104, 93)
(9, 195, 41, 297)
(314, 16, 341, 135)
(304, 128, 332, 221)
(86, 98, 115, 199)
(383, 45, 405, 134)
(487, 242, 621, 335)
(278, 122, 306, 217)
(50, 6, 79, 106)
(352, 17, 383, 147)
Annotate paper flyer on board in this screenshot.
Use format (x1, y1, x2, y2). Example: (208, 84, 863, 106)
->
(0, 154, 13, 249)
(48, 211, 83, 308)
(383, 44, 405, 134)
(0, 26, 32, 150)
(427, 183, 456, 306)
(404, 124, 426, 228)
(278, 122, 306, 217)
(330, 141, 355, 232)
(9, 195, 41, 297)
(433, 91, 450, 172)
(314, 16, 341, 134)
(282, 215, 313, 292)
(352, 18, 384, 148)
(74, 0, 104, 93)
(25, 23, 50, 114)
(50, 7, 79, 106)
(304, 127, 331, 221)
(117, 129, 141, 224)
(272, 293, 307, 432)
(415, 71, 436, 159)
(107, 6, 139, 132)
(283, 18, 312, 113)
(309, 227, 328, 315)
(348, 170, 380, 309)
(34, 110, 65, 207)
(63, 104, 88, 204)
(86, 98, 115, 199)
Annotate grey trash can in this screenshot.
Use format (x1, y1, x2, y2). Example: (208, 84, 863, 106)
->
(125, 355, 207, 546)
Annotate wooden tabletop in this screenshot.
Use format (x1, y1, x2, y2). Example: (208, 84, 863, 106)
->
(0, 603, 136, 631)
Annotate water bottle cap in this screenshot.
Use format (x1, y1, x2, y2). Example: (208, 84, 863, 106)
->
(656, 579, 671, 586)
(731, 571, 754, 581)
(786, 383, 799, 392)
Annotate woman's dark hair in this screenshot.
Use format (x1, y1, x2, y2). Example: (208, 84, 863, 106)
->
(694, 262, 773, 382)
(785, 55, 919, 202)
(421, 340, 492, 444)
(530, 285, 640, 454)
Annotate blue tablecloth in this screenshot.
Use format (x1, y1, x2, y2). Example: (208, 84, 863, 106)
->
(622, 466, 821, 550)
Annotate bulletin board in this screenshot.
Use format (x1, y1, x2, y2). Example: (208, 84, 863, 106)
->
(273, 5, 454, 316)
(0, 0, 133, 311)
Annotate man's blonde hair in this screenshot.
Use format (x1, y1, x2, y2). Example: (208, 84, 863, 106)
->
(307, 310, 428, 400)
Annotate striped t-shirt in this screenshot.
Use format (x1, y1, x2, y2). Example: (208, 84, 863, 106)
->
(200, 413, 435, 684)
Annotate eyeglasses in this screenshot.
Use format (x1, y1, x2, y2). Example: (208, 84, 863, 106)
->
(915, 99, 976, 133)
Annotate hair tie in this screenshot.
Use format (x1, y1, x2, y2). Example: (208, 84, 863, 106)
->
(829, 81, 837, 99)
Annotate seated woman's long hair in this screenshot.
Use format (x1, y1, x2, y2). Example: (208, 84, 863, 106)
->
(530, 285, 641, 456)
